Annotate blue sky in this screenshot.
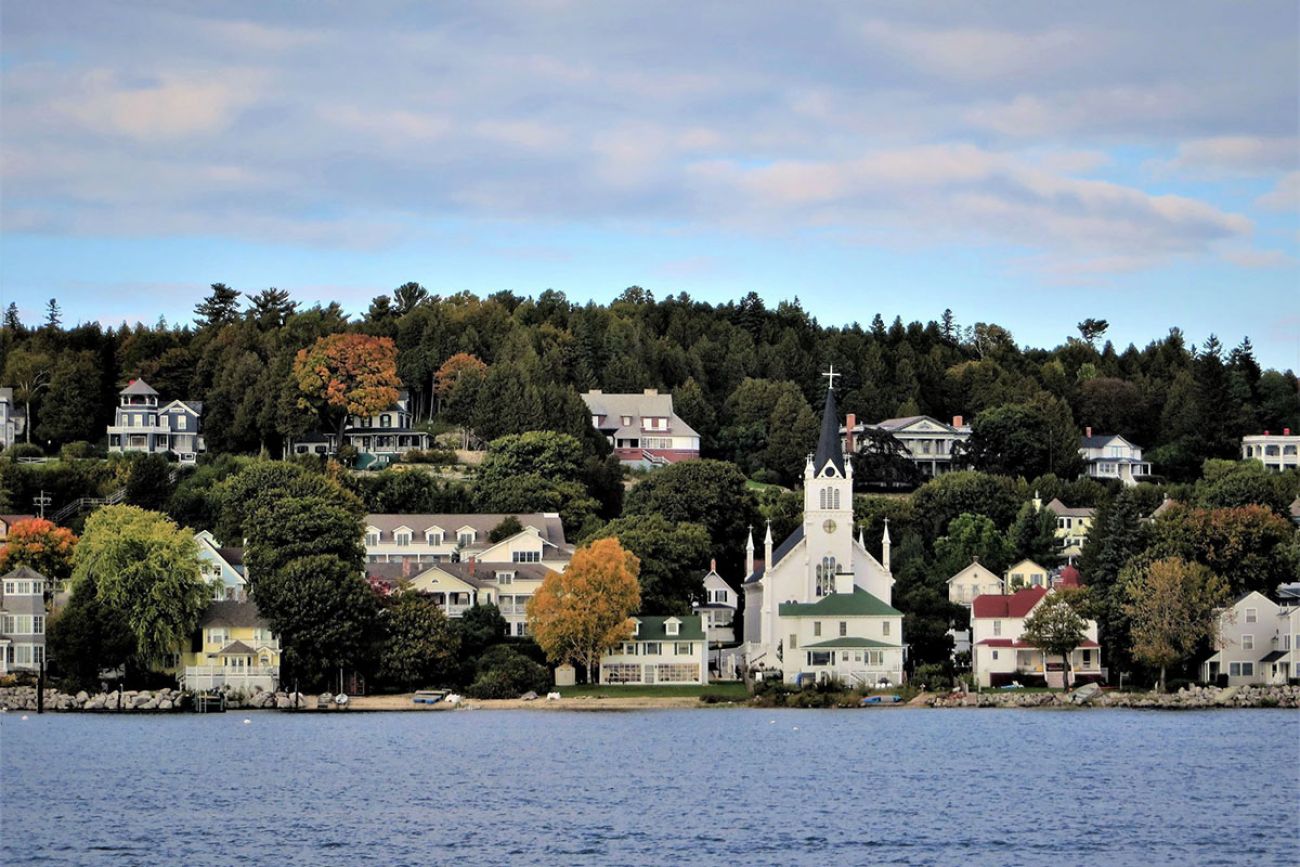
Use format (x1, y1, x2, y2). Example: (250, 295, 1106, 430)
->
(2, 2, 1297, 369)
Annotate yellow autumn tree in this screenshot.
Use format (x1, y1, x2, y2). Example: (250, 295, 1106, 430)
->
(527, 537, 641, 683)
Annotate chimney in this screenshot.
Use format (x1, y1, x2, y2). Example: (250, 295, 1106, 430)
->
(845, 413, 856, 452)
(589, 389, 602, 395)
(402, 557, 413, 577)
(1085, 426, 1092, 438)
(710, 558, 717, 574)
(644, 388, 658, 395)
(952, 415, 963, 428)
(1264, 430, 1270, 436)
(467, 555, 476, 577)
(1285, 428, 1292, 436)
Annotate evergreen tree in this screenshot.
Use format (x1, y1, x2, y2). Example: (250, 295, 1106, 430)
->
(3, 303, 20, 331)
(44, 298, 61, 329)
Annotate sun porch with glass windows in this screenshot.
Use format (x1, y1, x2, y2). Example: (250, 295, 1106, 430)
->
(800, 637, 903, 688)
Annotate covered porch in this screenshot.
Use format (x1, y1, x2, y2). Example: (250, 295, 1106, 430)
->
(795, 637, 904, 687)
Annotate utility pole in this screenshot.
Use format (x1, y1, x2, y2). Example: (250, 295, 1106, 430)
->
(33, 489, 52, 520)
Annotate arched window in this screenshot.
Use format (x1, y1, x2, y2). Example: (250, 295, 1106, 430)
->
(815, 556, 837, 596)
(819, 488, 828, 509)
(832, 488, 841, 510)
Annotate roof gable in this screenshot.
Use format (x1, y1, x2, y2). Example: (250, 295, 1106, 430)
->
(779, 586, 901, 617)
(627, 615, 706, 642)
(972, 587, 1047, 619)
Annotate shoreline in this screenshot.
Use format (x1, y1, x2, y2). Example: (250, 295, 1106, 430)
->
(3, 683, 1296, 713)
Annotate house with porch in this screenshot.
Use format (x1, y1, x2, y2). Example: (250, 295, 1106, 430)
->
(106, 379, 205, 463)
(0, 566, 48, 675)
(581, 389, 700, 468)
(694, 561, 737, 646)
(1078, 429, 1152, 486)
(842, 414, 971, 478)
(288, 390, 430, 468)
(1200, 590, 1299, 686)
(971, 587, 1102, 688)
(195, 531, 248, 602)
(178, 600, 281, 693)
(1241, 430, 1300, 473)
(599, 615, 709, 685)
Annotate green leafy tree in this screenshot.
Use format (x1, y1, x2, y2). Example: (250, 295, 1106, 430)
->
(72, 505, 209, 665)
(1195, 459, 1292, 517)
(623, 459, 761, 581)
(1121, 557, 1229, 692)
(1146, 503, 1294, 597)
(1008, 501, 1061, 568)
(46, 573, 136, 690)
(1021, 589, 1090, 692)
(911, 470, 1021, 542)
(764, 389, 818, 484)
(962, 393, 1083, 480)
(455, 603, 509, 661)
(489, 515, 524, 543)
(465, 645, 552, 698)
(591, 514, 711, 615)
(35, 351, 103, 445)
(2, 349, 52, 444)
(932, 513, 1015, 577)
(377, 591, 461, 689)
(125, 454, 175, 512)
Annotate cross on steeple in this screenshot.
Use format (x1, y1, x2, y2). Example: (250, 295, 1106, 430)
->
(822, 364, 840, 391)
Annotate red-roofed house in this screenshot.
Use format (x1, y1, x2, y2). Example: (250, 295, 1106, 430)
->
(972, 587, 1102, 688)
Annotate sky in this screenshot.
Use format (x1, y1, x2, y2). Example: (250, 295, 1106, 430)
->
(2, 2, 1298, 369)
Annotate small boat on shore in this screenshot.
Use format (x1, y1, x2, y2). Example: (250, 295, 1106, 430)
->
(412, 690, 449, 705)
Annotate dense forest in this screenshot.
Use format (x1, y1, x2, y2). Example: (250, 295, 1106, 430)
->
(2, 284, 1296, 485)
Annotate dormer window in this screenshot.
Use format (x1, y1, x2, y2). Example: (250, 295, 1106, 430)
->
(395, 531, 412, 546)
(365, 530, 380, 546)
(621, 415, 632, 426)
(665, 619, 680, 636)
(496, 571, 515, 585)
(632, 619, 641, 637)
(426, 530, 444, 546)
(458, 530, 475, 547)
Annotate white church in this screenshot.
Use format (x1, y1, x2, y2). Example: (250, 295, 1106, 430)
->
(739, 372, 905, 686)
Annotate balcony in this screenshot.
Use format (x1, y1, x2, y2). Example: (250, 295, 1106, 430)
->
(182, 666, 279, 692)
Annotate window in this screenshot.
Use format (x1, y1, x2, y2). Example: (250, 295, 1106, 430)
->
(813, 622, 822, 637)
(665, 620, 679, 636)
(395, 532, 411, 546)
(603, 663, 641, 683)
(381, 414, 392, 428)
(426, 532, 444, 546)
(33, 615, 44, 635)
(1229, 662, 1254, 677)
(176, 415, 186, 430)
(816, 556, 836, 597)
(789, 634, 797, 650)
(809, 651, 832, 666)
(992, 650, 1000, 660)
(820, 488, 828, 509)
(656, 663, 699, 683)
(993, 620, 1002, 637)
(643, 437, 673, 449)
(1241, 634, 1254, 650)
(208, 628, 228, 646)
(514, 622, 528, 637)
(673, 642, 694, 656)
(643, 642, 662, 655)
(365, 532, 379, 546)
(1245, 608, 1257, 623)
(1082, 650, 1092, 666)
(3, 579, 41, 595)
(882, 621, 891, 637)
(866, 650, 883, 666)
(496, 572, 514, 585)
(512, 550, 540, 563)
(458, 532, 475, 547)
(839, 621, 847, 637)
(621, 416, 632, 426)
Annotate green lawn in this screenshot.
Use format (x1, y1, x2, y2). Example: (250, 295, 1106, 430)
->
(560, 682, 750, 699)
(745, 479, 789, 493)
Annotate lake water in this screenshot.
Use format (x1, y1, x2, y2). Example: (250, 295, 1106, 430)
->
(1, 708, 1296, 866)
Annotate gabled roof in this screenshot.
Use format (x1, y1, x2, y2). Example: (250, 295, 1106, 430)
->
(630, 615, 706, 642)
(1045, 498, 1095, 519)
(120, 379, 158, 396)
(872, 415, 966, 434)
(778, 586, 901, 617)
(972, 587, 1047, 619)
(580, 391, 700, 440)
(365, 513, 568, 548)
(1079, 433, 1137, 450)
(217, 640, 256, 655)
(162, 399, 203, 415)
(745, 526, 804, 584)
(946, 559, 1002, 585)
(812, 388, 846, 477)
(0, 565, 48, 582)
(1005, 558, 1048, 575)
(198, 600, 266, 629)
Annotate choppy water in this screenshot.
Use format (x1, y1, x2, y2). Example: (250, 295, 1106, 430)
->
(1, 708, 1296, 866)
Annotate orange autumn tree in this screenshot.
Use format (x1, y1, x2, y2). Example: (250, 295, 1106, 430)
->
(0, 517, 78, 585)
(434, 352, 487, 401)
(293, 334, 401, 442)
(527, 537, 641, 683)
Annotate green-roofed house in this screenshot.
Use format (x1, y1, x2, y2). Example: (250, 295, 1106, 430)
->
(599, 615, 709, 685)
(739, 374, 906, 686)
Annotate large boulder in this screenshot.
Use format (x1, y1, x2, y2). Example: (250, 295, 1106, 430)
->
(1213, 686, 1239, 706)
(1069, 683, 1102, 705)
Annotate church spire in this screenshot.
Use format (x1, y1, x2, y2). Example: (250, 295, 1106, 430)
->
(812, 368, 845, 477)
(745, 525, 755, 577)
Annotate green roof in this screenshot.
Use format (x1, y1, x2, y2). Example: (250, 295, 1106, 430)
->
(778, 587, 902, 618)
(802, 637, 898, 649)
(630, 615, 706, 642)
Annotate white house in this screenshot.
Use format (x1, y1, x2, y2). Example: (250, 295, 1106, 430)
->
(741, 381, 905, 686)
(1078, 429, 1152, 486)
(0, 388, 27, 449)
(581, 389, 701, 468)
(106, 379, 205, 463)
(1241, 431, 1300, 474)
(694, 561, 737, 647)
(843, 414, 971, 478)
(599, 615, 709, 685)
(947, 559, 1003, 606)
(971, 587, 1102, 688)
(288, 390, 431, 468)
(1201, 590, 1299, 686)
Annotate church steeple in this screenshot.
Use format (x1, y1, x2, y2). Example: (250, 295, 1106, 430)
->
(811, 368, 845, 478)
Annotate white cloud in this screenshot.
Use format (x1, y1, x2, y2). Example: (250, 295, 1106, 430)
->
(53, 69, 259, 140)
(1256, 172, 1300, 212)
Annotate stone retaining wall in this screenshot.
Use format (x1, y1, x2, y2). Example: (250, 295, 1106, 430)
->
(927, 684, 1298, 709)
(0, 685, 311, 712)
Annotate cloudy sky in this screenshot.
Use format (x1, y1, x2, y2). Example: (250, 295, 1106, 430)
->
(2, 2, 1297, 367)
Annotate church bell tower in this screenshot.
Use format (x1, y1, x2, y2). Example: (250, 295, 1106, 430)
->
(804, 366, 854, 596)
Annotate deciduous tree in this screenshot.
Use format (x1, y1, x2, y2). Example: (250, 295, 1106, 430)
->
(1121, 557, 1228, 692)
(527, 538, 641, 682)
(0, 517, 77, 584)
(2, 349, 51, 444)
(293, 334, 401, 442)
(591, 514, 711, 615)
(377, 591, 460, 689)
(1021, 589, 1090, 692)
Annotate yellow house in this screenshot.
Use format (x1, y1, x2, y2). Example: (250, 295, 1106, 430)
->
(403, 561, 557, 638)
(178, 600, 281, 692)
(1004, 558, 1050, 591)
(1043, 498, 1095, 562)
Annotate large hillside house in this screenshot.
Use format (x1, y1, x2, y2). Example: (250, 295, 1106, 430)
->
(363, 512, 572, 637)
(0, 387, 27, 449)
(740, 382, 905, 687)
(971, 587, 1102, 688)
(0, 566, 48, 674)
(842, 414, 971, 478)
(288, 390, 430, 467)
(581, 389, 700, 467)
(1078, 429, 1152, 486)
(107, 379, 205, 463)
(1200, 589, 1299, 686)
(177, 600, 281, 693)
(1241, 430, 1300, 474)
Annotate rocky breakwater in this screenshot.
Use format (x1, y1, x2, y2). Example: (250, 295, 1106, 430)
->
(928, 683, 1299, 709)
(0, 685, 186, 712)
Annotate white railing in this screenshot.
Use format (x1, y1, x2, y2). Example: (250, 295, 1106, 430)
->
(445, 604, 470, 617)
(182, 666, 279, 692)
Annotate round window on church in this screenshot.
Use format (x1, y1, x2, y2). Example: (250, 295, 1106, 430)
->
(822, 519, 837, 534)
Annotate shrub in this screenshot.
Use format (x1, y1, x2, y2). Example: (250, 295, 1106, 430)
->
(465, 645, 551, 699)
(914, 663, 953, 690)
(60, 441, 98, 460)
(8, 442, 43, 459)
(402, 448, 458, 465)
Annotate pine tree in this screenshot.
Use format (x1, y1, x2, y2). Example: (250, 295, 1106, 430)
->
(44, 298, 61, 329)
(193, 283, 241, 328)
(3, 303, 20, 331)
